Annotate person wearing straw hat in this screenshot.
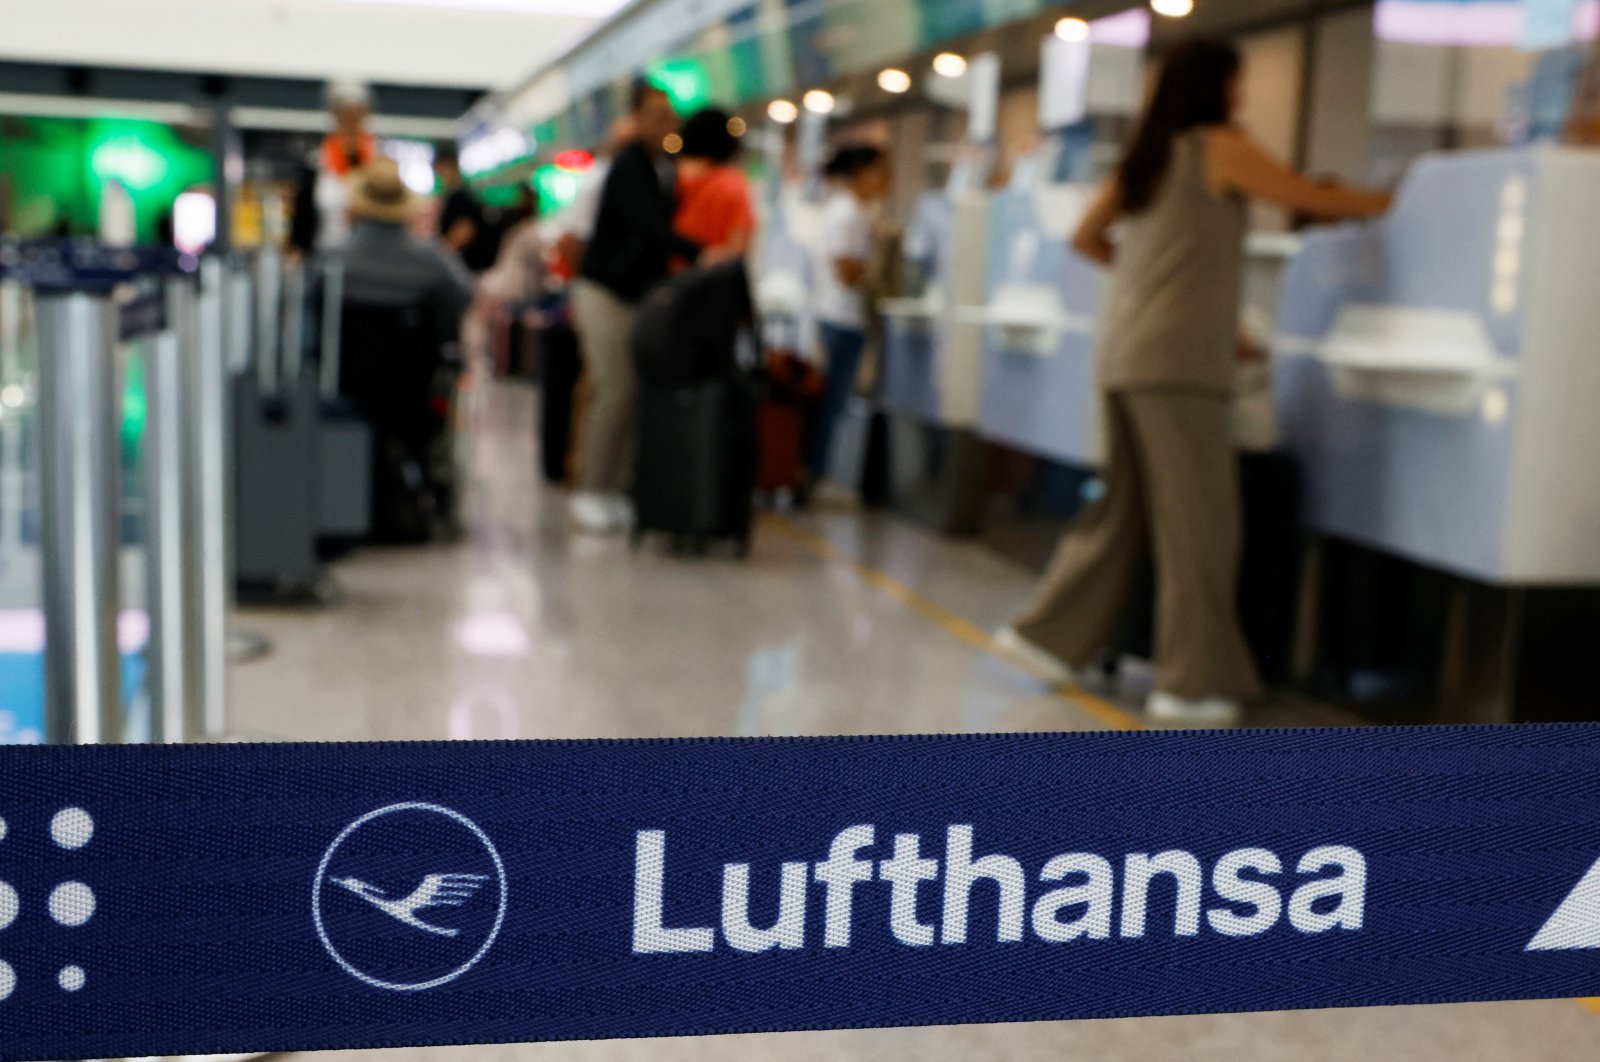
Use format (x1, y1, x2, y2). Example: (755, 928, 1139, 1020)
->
(318, 158, 477, 540)
(333, 157, 475, 333)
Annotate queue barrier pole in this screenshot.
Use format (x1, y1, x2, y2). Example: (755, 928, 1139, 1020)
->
(9, 239, 206, 746)
(34, 287, 122, 744)
(0, 276, 20, 383)
(223, 252, 273, 667)
(194, 258, 233, 736)
(0, 278, 26, 558)
(145, 275, 202, 744)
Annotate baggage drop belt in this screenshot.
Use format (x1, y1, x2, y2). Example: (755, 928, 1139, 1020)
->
(1, 724, 1599, 1060)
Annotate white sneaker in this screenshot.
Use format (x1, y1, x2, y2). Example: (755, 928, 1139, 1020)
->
(1146, 690, 1244, 728)
(994, 626, 1083, 687)
(605, 494, 635, 531)
(569, 492, 619, 535)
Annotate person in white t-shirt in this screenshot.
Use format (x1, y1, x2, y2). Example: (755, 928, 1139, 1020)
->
(809, 145, 890, 479)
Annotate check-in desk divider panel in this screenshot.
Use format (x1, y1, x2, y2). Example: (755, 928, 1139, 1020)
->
(1272, 147, 1600, 720)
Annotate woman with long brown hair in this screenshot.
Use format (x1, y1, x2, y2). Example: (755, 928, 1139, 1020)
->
(997, 38, 1390, 726)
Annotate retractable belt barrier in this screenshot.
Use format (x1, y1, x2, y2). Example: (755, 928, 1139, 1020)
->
(0, 238, 192, 291)
(2, 724, 1599, 1060)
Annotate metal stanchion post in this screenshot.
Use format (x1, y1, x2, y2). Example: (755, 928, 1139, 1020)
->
(195, 258, 233, 736)
(146, 277, 203, 744)
(225, 254, 272, 668)
(0, 279, 25, 557)
(0, 278, 20, 382)
(35, 289, 123, 745)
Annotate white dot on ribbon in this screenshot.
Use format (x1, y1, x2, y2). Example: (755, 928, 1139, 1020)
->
(0, 882, 16, 931)
(58, 965, 85, 992)
(51, 808, 93, 850)
(0, 959, 13, 1001)
(48, 882, 95, 927)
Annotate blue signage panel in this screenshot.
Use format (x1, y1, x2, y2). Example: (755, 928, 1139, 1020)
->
(1, 725, 1598, 1060)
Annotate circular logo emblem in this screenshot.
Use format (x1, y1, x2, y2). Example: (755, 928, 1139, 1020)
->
(313, 803, 507, 992)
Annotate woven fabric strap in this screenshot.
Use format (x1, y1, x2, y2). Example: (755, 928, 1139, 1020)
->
(1, 724, 1598, 1060)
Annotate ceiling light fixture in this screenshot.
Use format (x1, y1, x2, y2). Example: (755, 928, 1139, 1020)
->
(932, 52, 969, 78)
(878, 68, 913, 94)
(1150, 0, 1195, 17)
(767, 99, 800, 124)
(1055, 16, 1091, 41)
(803, 89, 837, 115)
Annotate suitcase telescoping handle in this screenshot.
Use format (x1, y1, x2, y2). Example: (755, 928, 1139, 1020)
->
(281, 255, 307, 391)
(319, 258, 345, 403)
(253, 246, 282, 401)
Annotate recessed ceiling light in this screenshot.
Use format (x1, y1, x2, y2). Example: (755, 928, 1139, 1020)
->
(1150, 0, 1195, 17)
(878, 68, 913, 94)
(932, 53, 968, 78)
(803, 89, 837, 115)
(1055, 17, 1091, 41)
(767, 99, 799, 124)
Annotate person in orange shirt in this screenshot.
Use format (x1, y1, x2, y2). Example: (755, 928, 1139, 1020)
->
(291, 81, 379, 255)
(322, 88, 377, 180)
(673, 108, 755, 262)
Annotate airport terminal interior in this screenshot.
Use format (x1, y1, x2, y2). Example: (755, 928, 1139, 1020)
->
(5, 0, 1600, 1058)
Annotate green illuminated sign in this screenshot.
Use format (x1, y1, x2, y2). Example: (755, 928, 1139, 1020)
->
(89, 134, 170, 191)
(534, 164, 583, 215)
(647, 58, 713, 114)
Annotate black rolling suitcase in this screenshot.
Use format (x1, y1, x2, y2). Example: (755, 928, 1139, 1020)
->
(632, 374, 757, 555)
(630, 260, 758, 555)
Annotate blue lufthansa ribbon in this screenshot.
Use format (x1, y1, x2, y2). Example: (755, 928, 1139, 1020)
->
(0, 238, 195, 292)
(1, 724, 1599, 1060)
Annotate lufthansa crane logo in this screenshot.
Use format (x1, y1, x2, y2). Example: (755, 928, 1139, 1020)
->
(313, 803, 507, 991)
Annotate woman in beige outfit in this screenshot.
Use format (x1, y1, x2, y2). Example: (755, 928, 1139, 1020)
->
(996, 39, 1389, 726)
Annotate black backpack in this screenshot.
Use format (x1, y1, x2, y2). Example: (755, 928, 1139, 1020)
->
(632, 259, 753, 387)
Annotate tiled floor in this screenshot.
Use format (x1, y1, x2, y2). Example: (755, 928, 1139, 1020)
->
(234, 379, 1600, 1060)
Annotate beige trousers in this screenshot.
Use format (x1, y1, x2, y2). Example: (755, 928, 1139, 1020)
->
(1013, 390, 1262, 701)
(572, 279, 640, 494)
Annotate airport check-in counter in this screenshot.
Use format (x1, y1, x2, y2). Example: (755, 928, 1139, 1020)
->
(967, 174, 1298, 506)
(970, 181, 1106, 470)
(1273, 146, 1600, 719)
(879, 191, 990, 427)
(873, 189, 993, 532)
(755, 187, 876, 495)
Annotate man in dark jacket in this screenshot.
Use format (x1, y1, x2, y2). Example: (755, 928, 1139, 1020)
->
(570, 81, 703, 534)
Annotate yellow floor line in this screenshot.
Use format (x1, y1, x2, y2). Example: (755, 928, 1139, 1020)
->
(764, 514, 1145, 732)
(767, 513, 1600, 1019)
